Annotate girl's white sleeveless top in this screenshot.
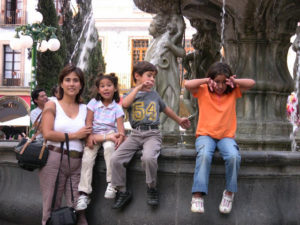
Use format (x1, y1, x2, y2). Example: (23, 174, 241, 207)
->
(47, 99, 87, 152)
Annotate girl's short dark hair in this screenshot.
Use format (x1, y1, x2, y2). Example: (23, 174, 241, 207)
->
(58, 64, 85, 104)
(95, 73, 120, 103)
(206, 62, 234, 94)
(132, 61, 158, 83)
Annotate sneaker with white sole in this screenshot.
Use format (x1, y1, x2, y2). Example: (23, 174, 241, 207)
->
(191, 196, 204, 213)
(104, 183, 117, 199)
(76, 194, 90, 211)
(219, 190, 234, 214)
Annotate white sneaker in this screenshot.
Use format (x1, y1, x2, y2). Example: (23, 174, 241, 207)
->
(191, 196, 204, 213)
(219, 190, 234, 214)
(104, 183, 117, 199)
(76, 194, 90, 211)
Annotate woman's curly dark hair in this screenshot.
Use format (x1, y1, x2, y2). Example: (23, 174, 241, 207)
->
(94, 73, 120, 103)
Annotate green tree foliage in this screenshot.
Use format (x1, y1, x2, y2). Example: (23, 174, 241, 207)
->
(36, 0, 66, 95)
(61, 0, 106, 102)
(84, 41, 106, 101)
(60, 0, 75, 64)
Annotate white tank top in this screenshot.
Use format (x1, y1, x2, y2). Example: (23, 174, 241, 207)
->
(47, 99, 87, 152)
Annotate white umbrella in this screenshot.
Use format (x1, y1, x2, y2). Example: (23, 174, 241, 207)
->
(0, 115, 30, 126)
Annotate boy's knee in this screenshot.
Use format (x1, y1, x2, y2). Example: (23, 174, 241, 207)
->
(110, 154, 121, 167)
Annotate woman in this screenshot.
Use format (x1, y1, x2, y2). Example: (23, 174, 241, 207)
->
(41, 64, 92, 225)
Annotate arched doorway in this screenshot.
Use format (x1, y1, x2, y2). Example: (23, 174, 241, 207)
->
(0, 96, 30, 122)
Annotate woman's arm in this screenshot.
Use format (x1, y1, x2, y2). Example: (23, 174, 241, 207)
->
(164, 40, 186, 58)
(42, 101, 92, 142)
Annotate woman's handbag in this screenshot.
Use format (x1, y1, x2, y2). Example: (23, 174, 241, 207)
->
(15, 136, 48, 171)
(46, 133, 78, 225)
(15, 113, 48, 171)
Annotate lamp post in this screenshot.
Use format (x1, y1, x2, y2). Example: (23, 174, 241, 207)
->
(9, 11, 60, 136)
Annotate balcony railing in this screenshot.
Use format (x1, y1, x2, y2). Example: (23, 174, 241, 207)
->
(1, 73, 22, 86)
(5, 10, 22, 24)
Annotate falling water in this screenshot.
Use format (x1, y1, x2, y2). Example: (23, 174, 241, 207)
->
(69, 11, 93, 67)
(220, 0, 226, 61)
(289, 53, 300, 151)
(288, 23, 300, 152)
(288, 92, 299, 152)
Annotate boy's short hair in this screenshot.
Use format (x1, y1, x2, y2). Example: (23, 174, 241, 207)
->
(132, 61, 158, 83)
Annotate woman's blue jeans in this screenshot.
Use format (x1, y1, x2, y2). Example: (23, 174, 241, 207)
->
(192, 135, 241, 195)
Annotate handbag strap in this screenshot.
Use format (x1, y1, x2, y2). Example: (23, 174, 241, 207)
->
(49, 133, 75, 210)
(65, 133, 75, 204)
(50, 140, 65, 210)
(29, 112, 42, 138)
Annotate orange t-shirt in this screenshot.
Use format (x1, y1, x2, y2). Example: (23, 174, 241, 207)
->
(193, 84, 242, 139)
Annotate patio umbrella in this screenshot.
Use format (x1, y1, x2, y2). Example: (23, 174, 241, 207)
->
(0, 96, 29, 122)
(0, 115, 30, 126)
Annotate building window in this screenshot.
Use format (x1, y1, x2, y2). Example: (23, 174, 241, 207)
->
(2, 45, 21, 86)
(5, 0, 23, 24)
(131, 39, 149, 86)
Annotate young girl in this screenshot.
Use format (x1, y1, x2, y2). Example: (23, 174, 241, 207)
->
(76, 73, 125, 211)
(184, 62, 255, 214)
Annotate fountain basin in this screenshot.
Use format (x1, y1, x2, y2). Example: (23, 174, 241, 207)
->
(1, 141, 300, 225)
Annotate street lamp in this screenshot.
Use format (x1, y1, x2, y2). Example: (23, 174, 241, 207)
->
(9, 10, 60, 135)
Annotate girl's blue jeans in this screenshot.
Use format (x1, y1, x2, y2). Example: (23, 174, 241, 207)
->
(192, 135, 241, 195)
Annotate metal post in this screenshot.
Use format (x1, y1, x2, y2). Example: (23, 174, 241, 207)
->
(29, 42, 37, 137)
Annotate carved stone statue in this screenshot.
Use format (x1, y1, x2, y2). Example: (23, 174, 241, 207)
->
(292, 24, 300, 81)
(145, 13, 186, 132)
(182, 18, 221, 131)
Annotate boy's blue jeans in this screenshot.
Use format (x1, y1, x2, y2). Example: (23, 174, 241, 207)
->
(192, 135, 241, 195)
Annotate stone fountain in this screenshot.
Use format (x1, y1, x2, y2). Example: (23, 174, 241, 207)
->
(1, 1, 300, 224)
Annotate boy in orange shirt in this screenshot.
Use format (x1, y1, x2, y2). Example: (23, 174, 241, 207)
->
(185, 62, 255, 214)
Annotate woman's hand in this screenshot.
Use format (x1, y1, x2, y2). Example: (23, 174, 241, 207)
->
(74, 126, 92, 139)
